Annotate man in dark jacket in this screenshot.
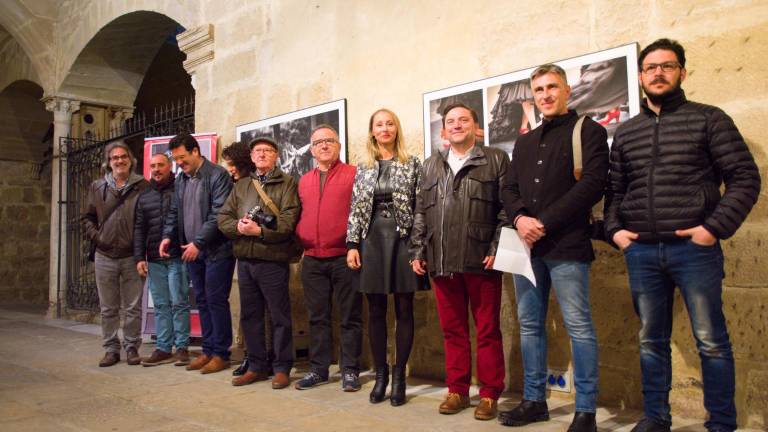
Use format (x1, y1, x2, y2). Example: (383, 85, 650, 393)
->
(292, 125, 362, 392)
(499, 64, 608, 432)
(134, 153, 190, 367)
(410, 103, 509, 421)
(82, 141, 148, 367)
(217, 136, 301, 390)
(604, 39, 760, 432)
(160, 133, 235, 375)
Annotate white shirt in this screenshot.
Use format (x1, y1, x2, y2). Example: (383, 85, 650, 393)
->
(447, 148, 470, 175)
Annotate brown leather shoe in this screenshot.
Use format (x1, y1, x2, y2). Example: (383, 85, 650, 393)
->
(232, 370, 270, 386)
(200, 355, 230, 374)
(186, 353, 211, 371)
(99, 351, 120, 367)
(474, 397, 498, 420)
(126, 348, 141, 366)
(141, 349, 175, 367)
(271, 371, 290, 389)
(439, 392, 471, 414)
(174, 348, 190, 366)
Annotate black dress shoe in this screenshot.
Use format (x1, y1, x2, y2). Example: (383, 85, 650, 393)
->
(498, 399, 549, 427)
(232, 358, 249, 376)
(568, 412, 596, 432)
(630, 418, 671, 432)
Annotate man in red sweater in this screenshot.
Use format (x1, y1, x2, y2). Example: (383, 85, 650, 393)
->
(294, 124, 362, 392)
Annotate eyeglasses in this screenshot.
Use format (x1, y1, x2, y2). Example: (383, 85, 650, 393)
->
(110, 154, 130, 161)
(311, 138, 337, 147)
(252, 148, 276, 154)
(641, 62, 681, 74)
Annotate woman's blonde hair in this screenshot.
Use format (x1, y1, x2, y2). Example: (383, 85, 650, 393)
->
(365, 108, 409, 168)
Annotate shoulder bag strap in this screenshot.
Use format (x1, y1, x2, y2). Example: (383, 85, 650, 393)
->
(251, 179, 280, 215)
(571, 115, 587, 181)
(98, 183, 134, 229)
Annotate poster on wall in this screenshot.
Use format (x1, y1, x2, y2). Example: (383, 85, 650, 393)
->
(235, 99, 347, 181)
(142, 132, 218, 179)
(423, 43, 640, 159)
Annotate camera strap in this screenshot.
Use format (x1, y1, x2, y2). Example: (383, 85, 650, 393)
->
(251, 179, 281, 215)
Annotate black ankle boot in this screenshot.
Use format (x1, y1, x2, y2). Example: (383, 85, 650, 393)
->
(390, 366, 406, 406)
(232, 357, 249, 376)
(369, 365, 389, 403)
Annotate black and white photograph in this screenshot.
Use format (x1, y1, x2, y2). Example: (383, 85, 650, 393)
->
(423, 43, 640, 159)
(235, 99, 347, 181)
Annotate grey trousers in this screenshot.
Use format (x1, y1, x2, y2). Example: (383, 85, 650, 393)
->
(94, 252, 143, 353)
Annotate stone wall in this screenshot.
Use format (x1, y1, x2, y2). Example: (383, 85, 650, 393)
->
(0, 160, 51, 304)
(36, 0, 768, 428)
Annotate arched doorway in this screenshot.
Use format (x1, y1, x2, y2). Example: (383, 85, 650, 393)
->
(58, 11, 194, 313)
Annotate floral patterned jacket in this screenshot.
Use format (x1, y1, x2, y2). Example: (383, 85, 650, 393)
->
(346, 155, 422, 246)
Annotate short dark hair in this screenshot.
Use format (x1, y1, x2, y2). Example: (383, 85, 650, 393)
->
(221, 141, 255, 177)
(168, 133, 200, 152)
(639, 38, 686, 68)
(441, 102, 478, 127)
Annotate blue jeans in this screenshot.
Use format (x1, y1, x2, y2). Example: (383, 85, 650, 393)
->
(186, 253, 236, 360)
(513, 259, 598, 412)
(624, 240, 735, 431)
(147, 258, 190, 352)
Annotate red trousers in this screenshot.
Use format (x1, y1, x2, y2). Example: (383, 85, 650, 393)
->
(433, 272, 505, 400)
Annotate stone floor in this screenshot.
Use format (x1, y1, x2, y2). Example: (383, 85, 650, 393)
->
(0, 305, 754, 432)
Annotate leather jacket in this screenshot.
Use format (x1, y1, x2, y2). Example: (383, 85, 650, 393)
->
(410, 145, 510, 277)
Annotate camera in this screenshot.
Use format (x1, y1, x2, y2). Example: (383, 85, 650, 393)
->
(246, 205, 277, 230)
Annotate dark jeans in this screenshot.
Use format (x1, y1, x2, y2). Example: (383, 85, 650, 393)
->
(301, 255, 362, 377)
(186, 254, 235, 359)
(238, 258, 294, 374)
(624, 240, 735, 431)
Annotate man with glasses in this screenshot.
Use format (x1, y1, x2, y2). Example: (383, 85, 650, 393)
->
(292, 125, 362, 391)
(218, 136, 301, 389)
(604, 38, 760, 432)
(82, 142, 148, 367)
(161, 133, 235, 374)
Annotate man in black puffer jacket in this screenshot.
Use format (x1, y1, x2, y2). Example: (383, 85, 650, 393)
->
(604, 39, 760, 432)
(134, 153, 190, 367)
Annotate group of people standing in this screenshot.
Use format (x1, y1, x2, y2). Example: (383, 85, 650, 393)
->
(82, 38, 759, 432)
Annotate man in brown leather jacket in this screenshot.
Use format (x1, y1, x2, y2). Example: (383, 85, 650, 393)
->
(82, 142, 148, 367)
(410, 103, 510, 421)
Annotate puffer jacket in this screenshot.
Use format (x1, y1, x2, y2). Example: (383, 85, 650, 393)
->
(82, 173, 148, 259)
(410, 145, 510, 277)
(217, 167, 301, 262)
(604, 90, 761, 243)
(346, 155, 421, 247)
(134, 178, 181, 263)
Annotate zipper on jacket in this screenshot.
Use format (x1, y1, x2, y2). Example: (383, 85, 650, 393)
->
(648, 115, 660, 237)
(439, 168, 451, 276)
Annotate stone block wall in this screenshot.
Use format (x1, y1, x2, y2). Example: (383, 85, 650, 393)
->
(0, 160, 51, 304)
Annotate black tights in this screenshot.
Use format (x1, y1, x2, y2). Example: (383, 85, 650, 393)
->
(366, 292, 414, 369)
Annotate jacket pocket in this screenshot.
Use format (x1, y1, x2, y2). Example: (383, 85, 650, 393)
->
(465, 223, 496, 265)
(466, 173, 497, 223)
(421, 178, 438, 210)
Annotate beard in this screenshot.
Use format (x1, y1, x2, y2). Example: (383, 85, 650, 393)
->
(644, 76, 683, 105)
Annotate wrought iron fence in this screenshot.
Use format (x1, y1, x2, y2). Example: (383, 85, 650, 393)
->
(59, 99, 194, 311)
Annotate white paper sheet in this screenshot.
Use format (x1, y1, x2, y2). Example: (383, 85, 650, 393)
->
(492, 227, 537, 286)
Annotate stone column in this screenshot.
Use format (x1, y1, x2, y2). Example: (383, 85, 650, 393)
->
(43, 97, 80, 318)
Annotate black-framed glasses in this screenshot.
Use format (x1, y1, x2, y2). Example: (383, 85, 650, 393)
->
(109, 154, 130, 161)
(311, 138, 337, 147)
(641, 62, 681, 74)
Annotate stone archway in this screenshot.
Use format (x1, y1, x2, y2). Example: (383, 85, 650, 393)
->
(0, 79, 53, 304)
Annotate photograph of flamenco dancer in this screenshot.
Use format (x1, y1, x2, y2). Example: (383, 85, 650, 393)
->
(236, 99, 347, 181)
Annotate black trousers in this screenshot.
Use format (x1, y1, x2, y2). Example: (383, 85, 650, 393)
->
(301, 255, 363, 377)
(238, 259, 293, 374)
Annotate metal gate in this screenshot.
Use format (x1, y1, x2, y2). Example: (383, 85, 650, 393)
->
(60, 100, 194, 311)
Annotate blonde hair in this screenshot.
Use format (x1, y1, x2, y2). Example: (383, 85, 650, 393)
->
(365, 108, 409, 168)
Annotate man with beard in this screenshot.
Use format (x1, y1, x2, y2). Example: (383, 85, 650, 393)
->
(82, 142, 148, 367)
(604, 38, 760, 432)
(135, 153, 190, 367)
(410, 103, 509, 421)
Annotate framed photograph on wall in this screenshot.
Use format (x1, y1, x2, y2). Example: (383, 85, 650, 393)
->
(423, 43, 640, 159)
(235, 99, 347, 181)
